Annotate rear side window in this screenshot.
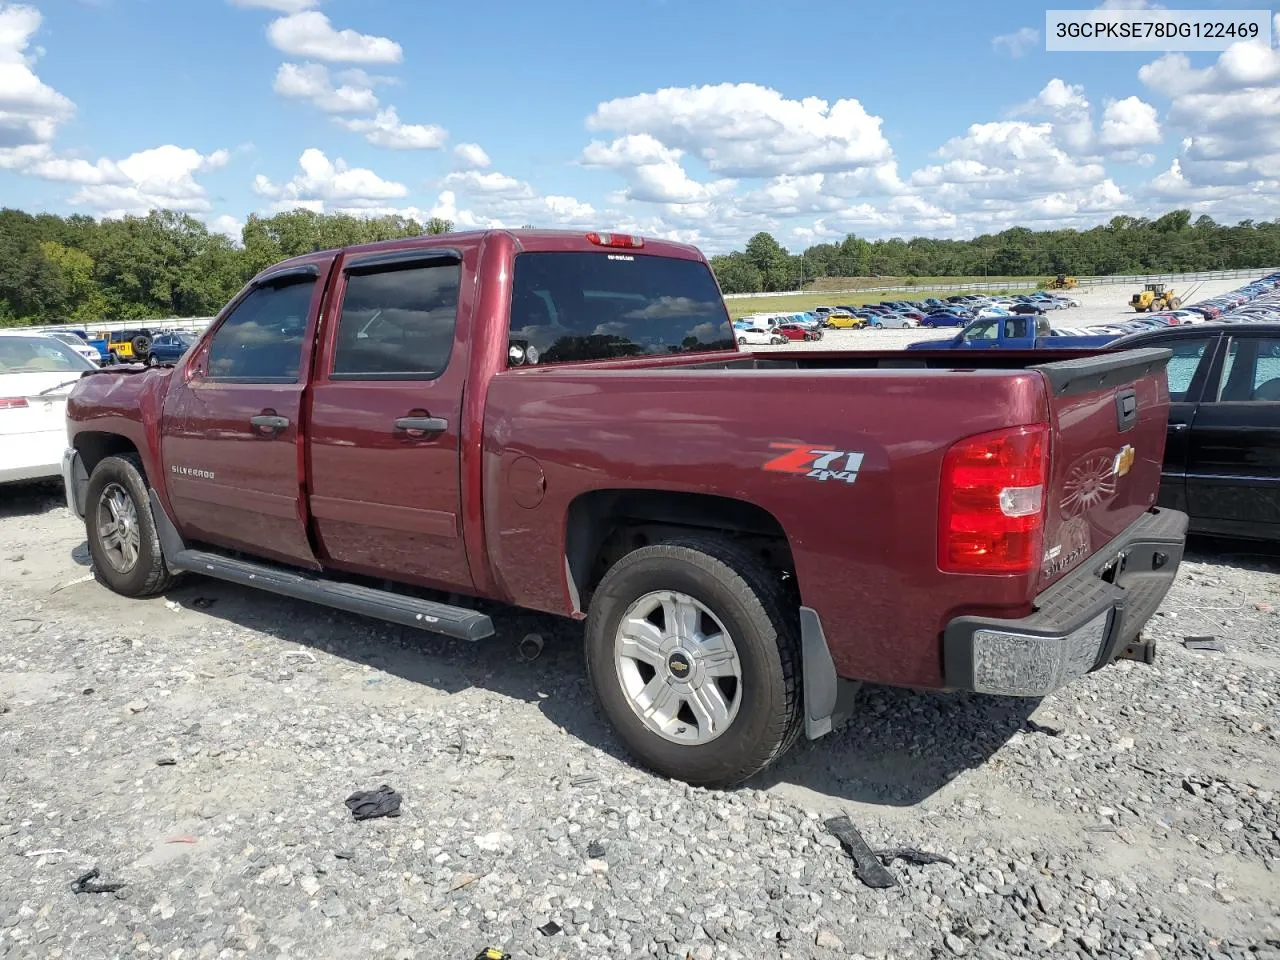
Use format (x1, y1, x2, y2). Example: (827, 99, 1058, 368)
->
(508, 252, 733, 365)
(332, 260, 461, 379)
(206, 278, 315, 381)
(1218, 337, 1280, 402)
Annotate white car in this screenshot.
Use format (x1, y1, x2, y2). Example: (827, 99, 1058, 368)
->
(1, 332, 98, 485)
(865, 314, 916, 329)
(736, 326, 786, 347)
(44, 331, 102, 365)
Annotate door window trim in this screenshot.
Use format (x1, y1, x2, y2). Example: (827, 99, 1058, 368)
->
(327, 252, 463, 383)
(196, 272, 322, 385)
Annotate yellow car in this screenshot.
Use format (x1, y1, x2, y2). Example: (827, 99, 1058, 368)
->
(824, 312, 867, 329)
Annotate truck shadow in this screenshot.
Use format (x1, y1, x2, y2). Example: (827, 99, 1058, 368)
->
(0, 480, 66, 519)
(104, 567, 1033, 807)
(60, 531, 1276, 808)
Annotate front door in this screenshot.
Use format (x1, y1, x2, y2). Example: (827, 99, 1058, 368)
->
(306, 248, 474, 592)
(160, 264, 328, 569)
(1187, 334, 1280, 535)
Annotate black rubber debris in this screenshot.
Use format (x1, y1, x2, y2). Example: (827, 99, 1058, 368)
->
(156, 758, 177, 767)
(1183, 636, 1224, 652)
(1025, 719, 1061, 737)
(71, 868, 125, 894)
(875, 848, 956, 868)
(538, 920, 563, 936)
(586, 839, 606, 859)
(824, 816, 898, 888)
(344, 784, 402, 821)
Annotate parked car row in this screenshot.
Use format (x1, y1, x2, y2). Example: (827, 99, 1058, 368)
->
(1079, 272, 1280, 338)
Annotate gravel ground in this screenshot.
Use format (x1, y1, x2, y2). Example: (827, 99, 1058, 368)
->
(752, 276, 1261, 354)
(2, 473, 1279, 959)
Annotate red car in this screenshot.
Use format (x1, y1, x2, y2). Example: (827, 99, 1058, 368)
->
(776, 323, 821, 342)
(62, 228, 1187, 788)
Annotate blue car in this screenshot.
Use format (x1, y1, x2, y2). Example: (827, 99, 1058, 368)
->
(146, 331, 198, 365)
(920, 311, 968, 328)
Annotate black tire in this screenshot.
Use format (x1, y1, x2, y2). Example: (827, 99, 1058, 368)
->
(84, 454, 178, 598)
(873, 321, 883, 329)
(132, 335, 152, 359)
(584, 537, 803, 788)
(737, 336, 747, 345)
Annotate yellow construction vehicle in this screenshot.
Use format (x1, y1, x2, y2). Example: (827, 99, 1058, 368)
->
(1130, 283, 1181, 312)
(1045, 274, 1078, 290)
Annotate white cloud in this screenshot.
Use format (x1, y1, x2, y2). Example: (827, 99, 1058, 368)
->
(1098, 96, 1161, 148)
(209, 214, 244, 242)
(992, 27, 1039, 58)
(273, 62, 377, 113)
(66, 145, 231, 217)
(453, 142, 491, 169)
(580, 134, 737, 204)
(334, 106, 446, 149)
(1139, 35, 1280, 186)
(0, 4, 75, 151)
(586, 82, 892, 177)
(266, 11, 401, 64)
(1095, 0, 1164, 9)
(228, 0, 320, 11)
(428, 168, 597, 230)
(254, 148, 408, 208)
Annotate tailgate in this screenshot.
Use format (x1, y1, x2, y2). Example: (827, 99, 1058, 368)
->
(1033, 348, 1172, 593)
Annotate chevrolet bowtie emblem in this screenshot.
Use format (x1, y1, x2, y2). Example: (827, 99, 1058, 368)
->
(1113, 444, 1135, 478)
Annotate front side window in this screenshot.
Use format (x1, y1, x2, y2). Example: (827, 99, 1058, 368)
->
(509, 252, 733, 365)
(963, 321, 999, 341)
(332, 260, 461, 379)
(205, 277, 315, 381)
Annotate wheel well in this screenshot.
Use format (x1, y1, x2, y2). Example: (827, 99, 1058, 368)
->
(565, 489, 797, 612)
(74, 432, 141, 478)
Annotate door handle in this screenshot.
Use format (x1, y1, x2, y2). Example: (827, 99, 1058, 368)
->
(1170, 423, 1189, 432)
(250, 414, 290, 432)
(394, 416, 448, 435)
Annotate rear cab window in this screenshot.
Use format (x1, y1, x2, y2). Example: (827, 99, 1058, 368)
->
(507, 252, 733, 365)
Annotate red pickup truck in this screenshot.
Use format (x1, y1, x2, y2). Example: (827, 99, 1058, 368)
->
(61, 229, 1188, 787)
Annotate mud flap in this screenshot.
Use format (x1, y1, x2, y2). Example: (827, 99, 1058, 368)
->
(800, 606, 860, 739)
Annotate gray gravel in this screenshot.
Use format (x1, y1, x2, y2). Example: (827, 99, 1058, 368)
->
(2, 482, 1278, 960)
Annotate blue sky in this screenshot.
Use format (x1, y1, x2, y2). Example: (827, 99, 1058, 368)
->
(1, 0, 1277, 252)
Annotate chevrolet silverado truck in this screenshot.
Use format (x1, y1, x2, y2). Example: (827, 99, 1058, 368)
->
(908, 314, 1118, 350)
(61, 229, 1188, 787)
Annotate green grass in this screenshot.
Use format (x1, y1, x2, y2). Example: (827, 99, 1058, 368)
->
(725, 287, 1026, 319)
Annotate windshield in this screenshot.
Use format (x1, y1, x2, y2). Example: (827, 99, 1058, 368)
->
(0, 336, 97, 374)
(509, 252, 733, 364)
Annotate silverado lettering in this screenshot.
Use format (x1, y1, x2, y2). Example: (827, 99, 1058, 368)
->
(60, 228, 1189, 788)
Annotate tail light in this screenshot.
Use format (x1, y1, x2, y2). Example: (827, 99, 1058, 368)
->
(586, 232, 644, 249)
(0, 398, 29, 410)
(939, 424, 1050, 575)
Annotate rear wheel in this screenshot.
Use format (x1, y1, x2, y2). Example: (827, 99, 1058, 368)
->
(584, 537, 802, 788)
(873, 321, 883, 329)
(85, 454, 178, 598)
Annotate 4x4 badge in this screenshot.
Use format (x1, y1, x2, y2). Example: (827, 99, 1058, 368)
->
(764, 444, 865, 485)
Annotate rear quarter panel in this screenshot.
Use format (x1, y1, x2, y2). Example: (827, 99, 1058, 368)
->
(482, 365, 1052, 689)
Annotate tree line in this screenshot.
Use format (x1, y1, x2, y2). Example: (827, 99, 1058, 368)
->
(0, 208, 452, 327)
(3, 205, 1279, 324)
(709, 211, 1280, 294)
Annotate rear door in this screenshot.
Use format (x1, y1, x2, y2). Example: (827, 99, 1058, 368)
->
(305, 247, 474, 592)
(1186, 333, 1280, 535)
(160, 262, 328, 569)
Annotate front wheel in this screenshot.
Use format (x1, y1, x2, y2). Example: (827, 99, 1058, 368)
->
(85, 454, 178, 598)
(584, 538, 802, 788)
(737, 336, 747, 345)
(873, 321, 883, 329)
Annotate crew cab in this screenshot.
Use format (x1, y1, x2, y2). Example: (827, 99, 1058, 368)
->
(62, 229, 1188, 787)
(909, 314, 1119, 350)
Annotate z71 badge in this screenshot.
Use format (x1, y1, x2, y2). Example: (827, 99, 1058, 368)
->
(764, 444, 865, 484)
